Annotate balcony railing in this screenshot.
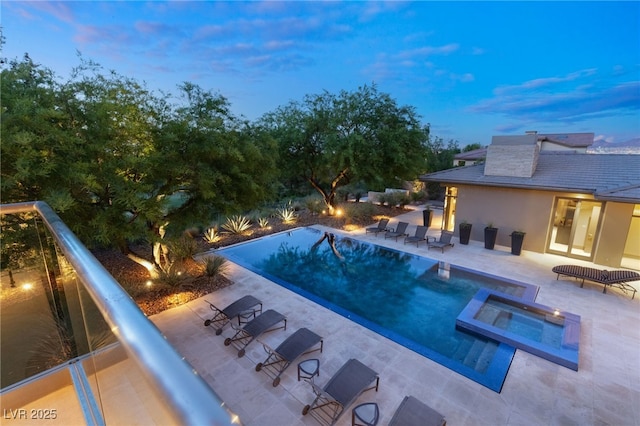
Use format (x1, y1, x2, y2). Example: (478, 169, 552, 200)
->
(0, 201, 239, 425)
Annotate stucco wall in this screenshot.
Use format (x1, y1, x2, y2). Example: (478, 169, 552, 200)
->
(454, 185, 554, 252)
(453, 185, 635, 266)
(594, 202, 634, 267)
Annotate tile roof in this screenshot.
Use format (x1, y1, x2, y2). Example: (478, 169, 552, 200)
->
(420, 152, 640, 203)
(454, 148, 487, 160)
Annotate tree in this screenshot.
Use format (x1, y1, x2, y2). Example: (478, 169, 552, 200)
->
(424, 136, 460, 172)
(423, 136, 461, 199)
(2, 55, 278, 275)
(142, 82, 278, 270)
(463, 142, 484, 152)
(0, 54, 71, 204)
(261, 84, 429, 214)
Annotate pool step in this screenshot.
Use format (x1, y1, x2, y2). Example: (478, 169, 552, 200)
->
(474, 305, 501, 325)
(462, 340, 495, 372)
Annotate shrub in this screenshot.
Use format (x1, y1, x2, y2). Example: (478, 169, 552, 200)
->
(376, 192, 393, 206)
(222, 215, 252, 234)
(410, 190, 428, 203)
(169, 235, 198, 261)
(200, 255, 228, 282)
(396, 193, 411, 208)
(303, 195, 325, 215)
(342, 202, 376, 222)
(378, 191, 410, 208)
(157, 264, 183, 288)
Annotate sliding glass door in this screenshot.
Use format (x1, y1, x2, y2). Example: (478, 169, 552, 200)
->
(548, 198, 603, 260)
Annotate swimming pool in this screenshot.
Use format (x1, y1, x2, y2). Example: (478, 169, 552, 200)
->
(217, 227, 539, 392)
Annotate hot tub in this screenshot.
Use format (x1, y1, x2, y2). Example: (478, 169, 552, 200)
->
(456, 288, 580, 370)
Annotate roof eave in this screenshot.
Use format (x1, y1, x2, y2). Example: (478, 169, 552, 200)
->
(420, 176, 597, 194)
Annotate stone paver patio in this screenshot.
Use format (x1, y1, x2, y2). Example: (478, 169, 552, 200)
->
(151, 207, 640, 426)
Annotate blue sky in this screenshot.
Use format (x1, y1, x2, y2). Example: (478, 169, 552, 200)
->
(3, 1, 639, 147)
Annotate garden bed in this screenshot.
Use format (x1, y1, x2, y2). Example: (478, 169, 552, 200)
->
(94, 204, 410, 316)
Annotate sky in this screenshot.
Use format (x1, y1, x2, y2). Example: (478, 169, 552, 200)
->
(2, 1, 639, 147)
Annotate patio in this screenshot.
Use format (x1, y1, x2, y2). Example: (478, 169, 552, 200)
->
(151, 206, 640, 425)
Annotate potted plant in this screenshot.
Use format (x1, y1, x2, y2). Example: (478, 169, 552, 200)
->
(422, 205, 433, 227)
(459, 221, 472, 245)
(484, 223, 498, 250)
(510, 231, 526, 255)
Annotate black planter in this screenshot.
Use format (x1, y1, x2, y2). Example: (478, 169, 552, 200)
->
(510, 232, 526, 255)
(423, 209, 433, 227)
(459, 224, 472, 245)
(484, 227, 498, 250)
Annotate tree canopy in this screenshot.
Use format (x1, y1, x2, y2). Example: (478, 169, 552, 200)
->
(1, 56, 278, 271)
(260, 84, 430, 213)
(2, 53, 450, 269)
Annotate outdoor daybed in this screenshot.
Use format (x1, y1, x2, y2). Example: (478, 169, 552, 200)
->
(552, 265, 639, 299)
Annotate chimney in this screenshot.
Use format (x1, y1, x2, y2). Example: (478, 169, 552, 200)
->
(484, 134, 540, 178)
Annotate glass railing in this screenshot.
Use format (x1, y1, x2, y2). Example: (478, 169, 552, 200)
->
(0, 201, 240, 425)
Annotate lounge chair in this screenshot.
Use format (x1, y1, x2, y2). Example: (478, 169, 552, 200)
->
(224, 309, 287, 357)
(552, 265, 639, 299)
(365, 218, 389, 236)
(204, 295, 263, 335)
(255, 327, 323, 387)
(404, 226, 432, 247)
(302, 358, 379, 426)
(427, 231, 454, 253)
(384, 221, 409, 241)
(389, 395, 446, 426)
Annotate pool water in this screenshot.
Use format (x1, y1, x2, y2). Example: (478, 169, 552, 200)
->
(218, 227, 539, 391)
(478, 298, 564, 348)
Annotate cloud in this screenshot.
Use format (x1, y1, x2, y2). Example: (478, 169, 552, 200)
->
(74, 25, 134, 45)
(452, 73, 475, 83)
(359, 1, 410, 22)
(469, 70, 640, 124)
(494, 123, 525, 133)
(25, 1, 75, 24)
(397, 43, 460, 60)
(493, 69, 598, 95)
(134, 21, 182, 37)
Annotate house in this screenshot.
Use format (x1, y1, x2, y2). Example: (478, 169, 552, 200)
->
(452, 132, 594, 167)
(421, 132, 640, 269)
(453, 147, 487, 166)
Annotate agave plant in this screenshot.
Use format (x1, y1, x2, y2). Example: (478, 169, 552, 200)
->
(203, 226, 221, 243)
(222, 215, 252, 234)
(258, 217, 270, 229)
(276, 204, 297, 224)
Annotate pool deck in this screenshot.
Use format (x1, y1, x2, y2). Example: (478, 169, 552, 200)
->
(151, 206, 640, 426)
